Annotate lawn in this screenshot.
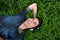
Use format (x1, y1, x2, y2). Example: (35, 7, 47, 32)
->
(0, 0, 60, 40)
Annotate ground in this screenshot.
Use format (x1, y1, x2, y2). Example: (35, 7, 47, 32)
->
(0, 0, 60, 40)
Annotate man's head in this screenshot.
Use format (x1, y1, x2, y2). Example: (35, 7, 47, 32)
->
(24, 18, 39, 28)
(19, 18, 42, 30)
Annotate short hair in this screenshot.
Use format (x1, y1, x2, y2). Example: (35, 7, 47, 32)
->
(30, 17, 43, 31)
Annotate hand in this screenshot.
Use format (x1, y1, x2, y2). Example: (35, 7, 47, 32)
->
(24, 18, 39, 28)
(19, 18, 39, 30)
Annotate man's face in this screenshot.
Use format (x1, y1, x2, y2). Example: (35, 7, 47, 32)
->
(24, 18, 39, 28)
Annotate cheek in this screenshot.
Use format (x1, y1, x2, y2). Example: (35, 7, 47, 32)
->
(28, 21, 32, 24)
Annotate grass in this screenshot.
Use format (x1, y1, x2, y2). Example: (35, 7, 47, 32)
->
(0, 0, 60, 40)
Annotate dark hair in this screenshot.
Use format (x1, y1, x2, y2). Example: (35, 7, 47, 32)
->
(35, 17, 43, 29)
(30, 17, 43, 31)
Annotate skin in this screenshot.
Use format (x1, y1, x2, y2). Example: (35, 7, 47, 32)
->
(28, 3, 37, 18)
(0, 37, 4, 40)
(0, 3, 39, 40)
(19, 18, 39, 30)
(19, 3, 39, 30)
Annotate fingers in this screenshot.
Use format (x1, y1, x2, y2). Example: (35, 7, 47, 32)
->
(33, 18, 39, 26)
(26, 18, 39, 27)
(19, 18, 36, 30)
(24, 18, 33, 25)
(19, 18, 39, 30)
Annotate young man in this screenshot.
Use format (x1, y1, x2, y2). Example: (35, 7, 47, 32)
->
(0, 3, 39, 40)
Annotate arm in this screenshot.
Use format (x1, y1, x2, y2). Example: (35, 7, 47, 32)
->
(28, 3, 37, 18)
(19, 3, 39, 30)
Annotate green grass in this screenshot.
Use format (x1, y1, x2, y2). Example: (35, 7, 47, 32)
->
(0, 0, 60, 40)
